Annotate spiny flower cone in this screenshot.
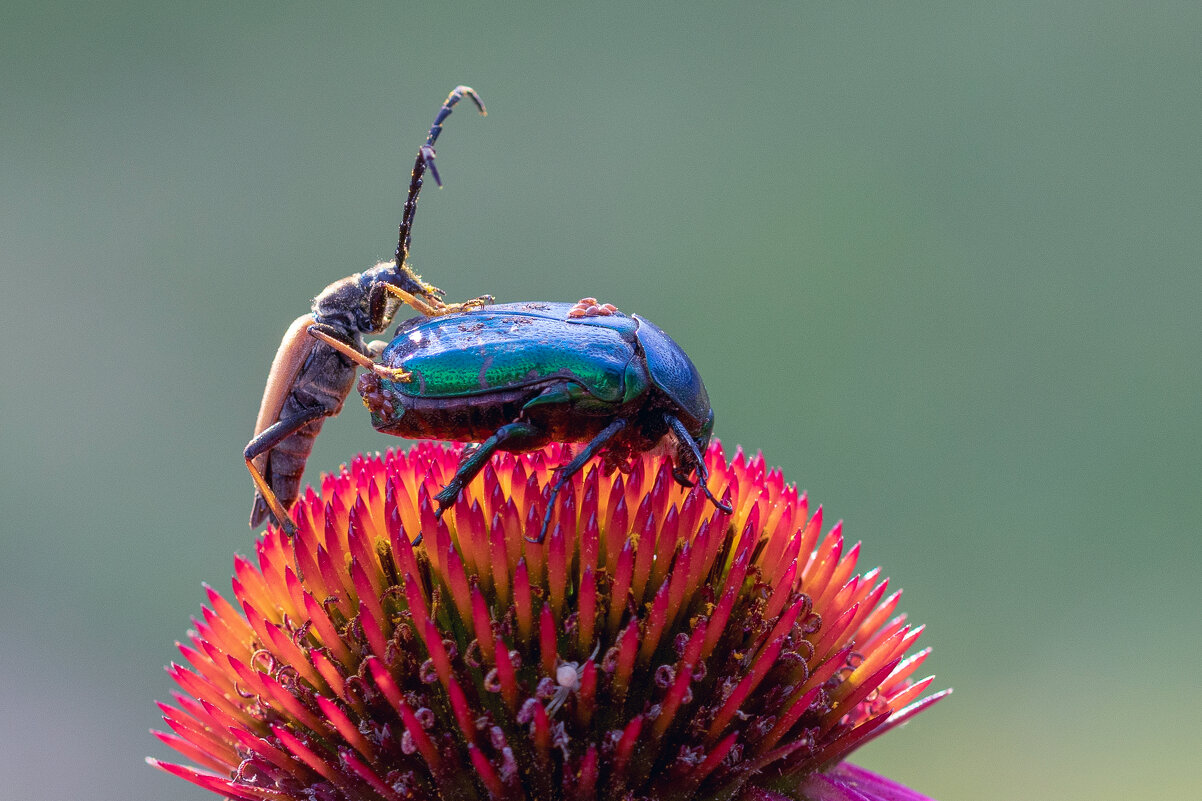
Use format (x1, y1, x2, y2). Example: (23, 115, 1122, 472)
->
(151, 442, 947, 801)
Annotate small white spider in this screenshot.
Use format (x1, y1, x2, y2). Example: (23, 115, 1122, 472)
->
(544, 642, 601, 717)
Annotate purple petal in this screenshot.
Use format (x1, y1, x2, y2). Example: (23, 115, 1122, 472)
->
(797, 763, 939, 801)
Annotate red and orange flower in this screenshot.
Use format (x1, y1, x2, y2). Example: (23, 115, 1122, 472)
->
(151, 442, 946, 800)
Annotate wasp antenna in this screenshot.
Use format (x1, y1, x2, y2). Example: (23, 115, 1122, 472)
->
(396, 86, 487, 269)
(421, 145, 442, 188)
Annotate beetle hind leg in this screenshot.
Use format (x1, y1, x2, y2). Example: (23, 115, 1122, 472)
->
(664, 414, 734, 516)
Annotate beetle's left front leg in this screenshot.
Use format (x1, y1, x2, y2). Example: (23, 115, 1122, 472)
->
(414, 421, 550, 546)
(435, 421, 549, 509)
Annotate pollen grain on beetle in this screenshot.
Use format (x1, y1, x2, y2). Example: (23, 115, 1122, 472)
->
(151, 442, 947, 801)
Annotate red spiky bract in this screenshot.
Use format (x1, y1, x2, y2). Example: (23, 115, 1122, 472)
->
(152, 441, 947, 800)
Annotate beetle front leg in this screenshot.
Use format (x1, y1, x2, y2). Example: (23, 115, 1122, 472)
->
(434, 421, 549, 510)
(414, 421, 550, 546)
(671, 467, 697, 488)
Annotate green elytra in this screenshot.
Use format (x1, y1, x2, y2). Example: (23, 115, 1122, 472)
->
(376, 303, 648, 404)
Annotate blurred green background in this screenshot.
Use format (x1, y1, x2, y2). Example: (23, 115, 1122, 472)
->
(2, 2, 1199, 799)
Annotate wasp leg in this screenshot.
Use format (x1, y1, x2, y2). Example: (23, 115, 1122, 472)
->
(664, 414, 733, 515)
(307, 324, 412, 382)
(245, 406, 330, 536)
(414, 421, 550, 547)
(378, 281, 492, 318)
(306, 325, 373, 368)
(533, 418, 628, 545)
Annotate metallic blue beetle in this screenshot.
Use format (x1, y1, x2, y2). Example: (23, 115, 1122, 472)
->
(357, 297, 732, 543)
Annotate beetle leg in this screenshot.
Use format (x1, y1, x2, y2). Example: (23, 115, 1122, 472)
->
(664, 414, 734, 515)
(672, 467, 697, 488)
(245, 406, 330, 536)
(308, 325, 413, 383)
(412, 421, 550, 547)
(521, 383, 583, 410)
(521, 382, 618, 416)
(533, 418, 629, 544)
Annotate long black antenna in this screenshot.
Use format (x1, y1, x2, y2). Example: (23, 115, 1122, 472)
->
(395, 86, 486, 270)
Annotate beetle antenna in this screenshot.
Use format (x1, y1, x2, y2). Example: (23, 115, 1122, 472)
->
(665, 414, 734, 515)
(395, 86, 486, 271)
